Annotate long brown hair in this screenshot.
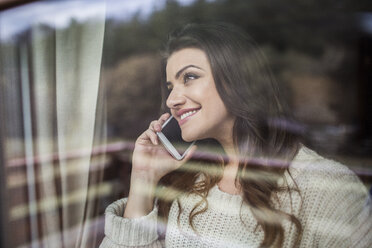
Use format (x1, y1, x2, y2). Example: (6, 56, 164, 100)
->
(157, 23, 302, 247)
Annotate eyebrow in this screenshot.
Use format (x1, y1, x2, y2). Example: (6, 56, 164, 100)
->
(175, 64, 203, 79)
(166, 64, 203, 86)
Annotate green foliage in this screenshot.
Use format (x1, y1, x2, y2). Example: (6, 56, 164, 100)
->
(102, 0, 371, 139)
(103, 0, 371, 67)
(103, 54, 162, 139)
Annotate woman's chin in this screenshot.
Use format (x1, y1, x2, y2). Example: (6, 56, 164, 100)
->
(181, 132, 197, 143)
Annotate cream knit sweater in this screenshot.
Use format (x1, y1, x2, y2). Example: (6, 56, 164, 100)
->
(100, 147, 372, 247)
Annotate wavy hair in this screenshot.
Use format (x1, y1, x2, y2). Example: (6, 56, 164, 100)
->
(157, 23, 302, 247)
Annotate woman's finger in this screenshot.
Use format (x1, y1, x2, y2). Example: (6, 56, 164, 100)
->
(137, 128, 158, 146)
(149, 120, 158, 131)
(156, 113, 170, 131)
(149, 113, 170, 132)
(144, 129, 158, 145)
(138, 113, 172, 146)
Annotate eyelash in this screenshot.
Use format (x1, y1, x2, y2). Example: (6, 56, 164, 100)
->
(183, 73, 199, 83)
(166, 73, 199, 91)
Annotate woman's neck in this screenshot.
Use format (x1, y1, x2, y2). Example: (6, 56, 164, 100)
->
(219, 136, 239, 167)
(217, 138, 242, 195)
(217, 162, 241, 195)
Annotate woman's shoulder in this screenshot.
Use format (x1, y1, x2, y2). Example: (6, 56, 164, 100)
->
(286, 146, 370, 210)
(287, 147, 372, 247)
(285, 146, 370, 207)
(289, 146, 365, 186)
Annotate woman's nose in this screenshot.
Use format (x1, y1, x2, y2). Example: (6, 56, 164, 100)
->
(166, 87, 186, 109)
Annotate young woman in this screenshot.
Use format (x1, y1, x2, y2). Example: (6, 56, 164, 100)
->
(100, 23, 371, 248)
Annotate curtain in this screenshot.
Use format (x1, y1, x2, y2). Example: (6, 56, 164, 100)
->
(0, 1, 107, 247)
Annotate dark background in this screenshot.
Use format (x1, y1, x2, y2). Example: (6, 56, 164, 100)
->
(101, 0, 372, 156)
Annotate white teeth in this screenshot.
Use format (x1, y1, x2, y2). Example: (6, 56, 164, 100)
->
(180, 110, 197, 120)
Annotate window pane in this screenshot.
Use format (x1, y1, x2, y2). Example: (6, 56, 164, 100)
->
(1, 0, 371, 247)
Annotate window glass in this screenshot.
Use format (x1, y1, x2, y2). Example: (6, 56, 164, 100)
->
(0, 0, 371, 247)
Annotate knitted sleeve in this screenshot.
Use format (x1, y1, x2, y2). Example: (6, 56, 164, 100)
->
(99, 198, 165, 248)
(315, 165, 372, 248)
(292, 152, 372, 248)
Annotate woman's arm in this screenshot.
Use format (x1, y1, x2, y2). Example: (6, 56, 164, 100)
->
(124, 113, 195, 218)
(289, 148, 371, 247)
(294, 149, 372, 247)
(99, 198, 164, 248)
(100, 113, 196, 247)
(316, 170, 372, 247)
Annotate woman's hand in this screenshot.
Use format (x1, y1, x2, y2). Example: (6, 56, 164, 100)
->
(124, 113, 196, 218)
(132, 113, 195, 183)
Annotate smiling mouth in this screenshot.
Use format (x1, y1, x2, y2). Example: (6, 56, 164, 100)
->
(178, 108, 200, 125)
(180, 110, 198, 120)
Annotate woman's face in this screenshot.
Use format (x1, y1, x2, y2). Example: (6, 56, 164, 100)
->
(166, 48, 235, 143)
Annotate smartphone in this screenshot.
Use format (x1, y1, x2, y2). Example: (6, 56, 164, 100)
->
(156, 116, 195, 160)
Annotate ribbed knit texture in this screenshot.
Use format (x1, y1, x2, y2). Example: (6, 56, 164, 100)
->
(101, 198, 162, 247)
(100, 147, 372, 247)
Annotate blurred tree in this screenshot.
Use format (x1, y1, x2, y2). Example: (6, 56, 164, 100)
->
(103, 54, 162, 139)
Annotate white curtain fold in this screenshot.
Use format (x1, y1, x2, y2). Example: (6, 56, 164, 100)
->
(6, 1, 107, 247)
(55, 10, 106, 248)
(32, 24, 60, 247)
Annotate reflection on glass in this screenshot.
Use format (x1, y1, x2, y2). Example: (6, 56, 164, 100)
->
(0, 0, 371, 248)
(1, 0, 106, 247)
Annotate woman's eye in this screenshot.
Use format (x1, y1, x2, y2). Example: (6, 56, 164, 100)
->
(183, 73, 199, 83)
